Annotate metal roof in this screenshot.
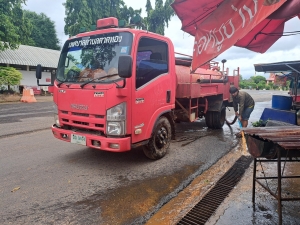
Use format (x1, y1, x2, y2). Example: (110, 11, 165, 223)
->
(0, 45, 60, 68)
(254, 60, 300, 73)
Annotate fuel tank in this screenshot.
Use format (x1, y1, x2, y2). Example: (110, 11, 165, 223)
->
(175, 65, 224, 84)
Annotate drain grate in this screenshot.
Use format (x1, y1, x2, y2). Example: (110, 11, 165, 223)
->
(177, 155, 253, 225)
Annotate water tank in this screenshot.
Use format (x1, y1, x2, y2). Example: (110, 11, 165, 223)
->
(272, 95, 292, 110)
(175, 65, 223, 84)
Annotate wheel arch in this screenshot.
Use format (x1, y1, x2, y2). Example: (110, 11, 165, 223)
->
(148, 110, 175, 140)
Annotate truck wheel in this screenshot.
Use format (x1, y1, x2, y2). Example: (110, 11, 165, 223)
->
(205, 111, 214, 128)
(143, 117, 171, 160)
(205, 108, 226, 129)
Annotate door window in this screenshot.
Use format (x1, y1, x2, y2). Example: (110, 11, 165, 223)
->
(136, 38, 168, 89)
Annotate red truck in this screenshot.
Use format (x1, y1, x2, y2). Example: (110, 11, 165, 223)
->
(36, 17, 239, 159)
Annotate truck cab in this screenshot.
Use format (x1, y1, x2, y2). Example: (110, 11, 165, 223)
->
(37, 17, 176, 159)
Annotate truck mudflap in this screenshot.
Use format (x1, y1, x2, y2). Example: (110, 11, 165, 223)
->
(51, 125, 131, 152)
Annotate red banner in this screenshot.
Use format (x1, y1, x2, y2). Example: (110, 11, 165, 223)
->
(192, 0, 287, 72)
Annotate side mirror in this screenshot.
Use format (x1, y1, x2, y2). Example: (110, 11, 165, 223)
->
(36, 64, 42, 79)
(51, 70, 56, 84)
(118, 55, 132, 78)
(36, 64, 53, 87)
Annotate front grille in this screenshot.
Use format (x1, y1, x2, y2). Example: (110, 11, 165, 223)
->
(59, 110, 105, 131)
(72, 112, 89, 117)
(73, 121, 89, 126)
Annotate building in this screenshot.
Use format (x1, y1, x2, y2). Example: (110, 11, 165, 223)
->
(266, 73, 275, 85)
(0, 44, 60, 93)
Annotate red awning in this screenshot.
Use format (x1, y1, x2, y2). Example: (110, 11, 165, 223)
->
(171, 0, 224, 36)
(235, 18, 289, 53)
(171, 0, 300, 71)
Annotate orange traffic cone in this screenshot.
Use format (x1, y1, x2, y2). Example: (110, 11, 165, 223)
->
(20, 89, 37, 103)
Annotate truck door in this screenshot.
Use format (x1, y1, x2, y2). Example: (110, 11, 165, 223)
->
(131, 37, 172, 143)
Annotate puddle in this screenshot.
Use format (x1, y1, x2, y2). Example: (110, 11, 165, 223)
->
(73, 164, 201, 225)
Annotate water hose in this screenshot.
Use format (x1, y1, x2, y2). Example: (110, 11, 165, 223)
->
(237, 118, 248, 155)
(225, 115, 238, 125)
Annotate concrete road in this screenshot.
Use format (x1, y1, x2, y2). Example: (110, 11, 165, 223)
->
(0, 90, 283, 225)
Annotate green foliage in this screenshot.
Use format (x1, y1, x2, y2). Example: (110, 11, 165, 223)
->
(64, 0, 142, 36)
(285, 80, 291, 91)
(63, 0, 174, 37)
(257, 80, 266, 90)
(22, 10, 61, 50)
(144, 0, 175, 35)
(251, 119, 268, 127)
(250, 75, 266, 84)
(239, 81, 247, 89)
(239, 75, 269, 90)
(268, 82, 274, 89)
(64, 0, 93, 37)
(239, 74, 243, 81)
(0, 67, 23, 88)
(0, 0, 32, 51)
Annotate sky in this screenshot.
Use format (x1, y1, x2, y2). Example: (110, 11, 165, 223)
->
(23, 0, 300, 79)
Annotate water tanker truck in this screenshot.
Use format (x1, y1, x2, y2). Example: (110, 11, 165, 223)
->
(36, 17, 239, 159)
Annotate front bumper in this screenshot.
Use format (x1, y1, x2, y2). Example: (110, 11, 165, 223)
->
(52, 125, 131, 152)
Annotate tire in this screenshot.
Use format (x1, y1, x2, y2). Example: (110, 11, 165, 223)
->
(205, 111, 214, 128)
(143, 116, 171, 160)
(205, 107, 226, 129)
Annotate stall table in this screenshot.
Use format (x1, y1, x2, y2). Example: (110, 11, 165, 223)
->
(243, 126, 300, 225)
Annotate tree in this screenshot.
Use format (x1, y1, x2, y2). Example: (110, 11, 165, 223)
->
(145, 0, 175, 35)
(239, 74, 243, 81)
(250, 75, 266, 84)
(0, 0, 32, 51)
(268, 82, 274, 89)
(257, 80, 266, 90)
(0, 66, 22, 91)
(239, 80, 247, 89)
(63, 0, 141, 36)
(22, 10, 60, 50)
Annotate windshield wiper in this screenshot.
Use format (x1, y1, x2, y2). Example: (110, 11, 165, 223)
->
(80, 74, 119, 88)
(57, 80, 66, 87)
(57, 75, 81, 87)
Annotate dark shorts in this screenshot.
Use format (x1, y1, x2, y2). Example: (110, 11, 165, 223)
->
(242, 106, 254, 120)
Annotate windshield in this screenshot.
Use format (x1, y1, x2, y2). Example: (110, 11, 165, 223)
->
(57, 32, 133, 84)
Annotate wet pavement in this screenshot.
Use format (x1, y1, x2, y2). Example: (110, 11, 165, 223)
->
(207, 159, 300, 225)
(2, 91, 299, 224)
(147, 98, 300, 225)
(0, 96, 239, 225)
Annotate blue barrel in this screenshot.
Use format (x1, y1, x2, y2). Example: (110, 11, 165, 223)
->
(272, 95, 292, 110)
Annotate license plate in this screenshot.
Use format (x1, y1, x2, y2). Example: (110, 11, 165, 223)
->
(71, 134, 86, 146)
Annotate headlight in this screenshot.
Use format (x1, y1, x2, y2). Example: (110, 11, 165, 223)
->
(107, 121, 125, 136)
(53, 104, 60, 127)
(106, 102, 126, 135)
